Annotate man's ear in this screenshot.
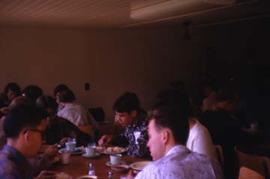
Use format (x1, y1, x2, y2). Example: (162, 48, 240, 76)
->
(130, 110, 138, 118)
(22, 130, 31, 143)
(161, 129, 170, 145)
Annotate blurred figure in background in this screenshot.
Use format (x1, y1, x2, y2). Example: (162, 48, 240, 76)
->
(22, 85, 43, 103)
(57, 89, 96, 136)
(200, 87, 241, 179)
(201, 80, 219, 112)
(0, 82, 22, 117)
(36, 95, 92, 146)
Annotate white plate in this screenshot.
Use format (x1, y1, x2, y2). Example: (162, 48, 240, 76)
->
(82, 153, 101, 158)
(76, 175, 97, 179)
(95, 146, 127, 155)
(59, 147, 84, 155)
(130, 161, 151, 171)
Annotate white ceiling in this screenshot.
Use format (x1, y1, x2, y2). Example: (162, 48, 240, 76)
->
(0, 0, 269, 28)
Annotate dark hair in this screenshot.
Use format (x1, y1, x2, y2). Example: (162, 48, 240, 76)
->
(53, 84, 69, 97)
(113, 92, 140, 113)
(4, 82, 21, 97)
(202, 79, 219, 92)
(58, 89, 76, 103)
(9, 96, 33, 109)
(149, 105, 189, 145)
(36, 95, 58, 114)
(4, 104, 45, 138)
(216, 88, 237, 102)
(154, 88, 191, 116)
(22, 85, 43, 103)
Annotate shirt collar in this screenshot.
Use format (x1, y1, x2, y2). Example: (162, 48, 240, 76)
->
(165, 144, 190, 157)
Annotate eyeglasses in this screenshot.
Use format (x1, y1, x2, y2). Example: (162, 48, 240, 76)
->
(27, 128, 44, 135)
(24, 128, 45, 139)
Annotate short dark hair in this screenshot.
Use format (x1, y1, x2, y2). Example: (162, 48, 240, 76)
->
(58, 89, 76, 103)
(4, 82, 21, 96)
(4, 104, 45, 138)
(113, 92, 140, 113)
(216, 88, 237, 102)
(53, 84, 69, 97)
(149, 105, 189, 145)
(36, 95, 58, 114)
(22, 85, 43, 103)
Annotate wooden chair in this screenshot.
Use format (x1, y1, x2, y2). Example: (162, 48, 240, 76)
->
(239, 167, 264, 179)
(235, 146, 270, 179)
(215, 145, 224, 169)
(89, 107, 105, 122)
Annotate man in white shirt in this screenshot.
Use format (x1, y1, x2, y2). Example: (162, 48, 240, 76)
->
(186, 118, 217, 162)
(57, 89, 95, 135)
(155, 88, 217, 161)
(130, 105, 223, 179)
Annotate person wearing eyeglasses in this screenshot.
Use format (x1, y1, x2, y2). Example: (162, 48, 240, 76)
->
(0, 103, 56, 178)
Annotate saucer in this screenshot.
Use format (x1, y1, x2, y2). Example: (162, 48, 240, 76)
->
(59, 147, 84, 155)
(105, 161, 126, 167)
(82, 153, 101, 158)
(110, 164, 130, 173)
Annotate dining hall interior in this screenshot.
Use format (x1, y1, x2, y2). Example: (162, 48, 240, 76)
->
(0, 0, 270, 179)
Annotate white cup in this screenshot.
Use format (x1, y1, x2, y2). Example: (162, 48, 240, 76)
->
(110, 154, 122, 165)
(85, 146, 95, 156)
(61, 151, 71, 165)
(65, 141, 76, 151)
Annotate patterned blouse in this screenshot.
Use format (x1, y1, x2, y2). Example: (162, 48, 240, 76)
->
(112, 111, 150, 158)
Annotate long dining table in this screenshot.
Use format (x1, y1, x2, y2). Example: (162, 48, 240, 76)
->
(53, 152, 146, 179)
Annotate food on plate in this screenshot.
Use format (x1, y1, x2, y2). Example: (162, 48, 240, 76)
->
(94, 146, 127, 154)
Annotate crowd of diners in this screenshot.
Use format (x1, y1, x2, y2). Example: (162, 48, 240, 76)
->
(0, 80, 267, 179)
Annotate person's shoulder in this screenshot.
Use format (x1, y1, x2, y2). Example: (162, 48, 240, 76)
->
(0, 153, 19, 177)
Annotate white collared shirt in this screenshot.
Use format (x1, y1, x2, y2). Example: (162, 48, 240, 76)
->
(135, 145, 223, 179)
(57, 103, 91, 126)
(186, 120, 217, 161)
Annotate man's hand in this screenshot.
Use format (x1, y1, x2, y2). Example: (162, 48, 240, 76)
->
(126, 170, 136, 179)
(0, 107, 9, 115)
(98, 135, 112, 146)
(43, 145, 58, 159)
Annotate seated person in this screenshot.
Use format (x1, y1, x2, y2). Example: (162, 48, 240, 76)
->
(0, 82, 21, 117)
(56, 89, 96, 135)
(155, 88, 217, 161)
(201, 80, 219, 112)
(53, 84, 70, 111)
(200, 88, 242, 178)
(36, 95, 93, 146)
(0, 103, 56, 178)
(22, 85, 43, 103)
(130, 105, 223, 179)
(3, 82, 22, 105)
(98, 92, 150, 158)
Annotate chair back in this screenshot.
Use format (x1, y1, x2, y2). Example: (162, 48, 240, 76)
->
(89, 107, 105, 122)
(235, 146, 270, 179)
(215, 145, 224, 169)
(239, 167, 265, 179)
